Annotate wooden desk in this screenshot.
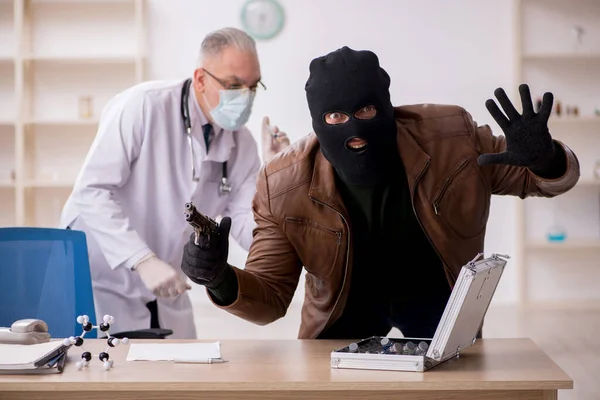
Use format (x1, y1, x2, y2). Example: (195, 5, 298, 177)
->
(0, 338, 572, 400)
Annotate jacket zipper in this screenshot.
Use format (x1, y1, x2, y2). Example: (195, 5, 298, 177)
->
(309, 198, 349, 336)
(432, 158, 469, 215)
(285, 217, 342, 244)
(411, 159, 455, 282)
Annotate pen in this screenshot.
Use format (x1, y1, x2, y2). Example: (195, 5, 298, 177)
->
(57, 353, 67, 372)
(46, 352, 63, 368)
(173, 358, 228, 364)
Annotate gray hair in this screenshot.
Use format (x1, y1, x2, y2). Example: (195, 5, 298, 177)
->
(196, 27, 257, 67)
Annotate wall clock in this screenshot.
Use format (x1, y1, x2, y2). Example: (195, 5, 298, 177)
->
(241, 0, 285, 41)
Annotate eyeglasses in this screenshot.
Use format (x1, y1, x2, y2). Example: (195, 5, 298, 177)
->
(203, 68, 266, 93)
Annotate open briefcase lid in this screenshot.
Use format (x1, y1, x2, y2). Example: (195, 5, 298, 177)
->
(425, 253, 509, 362)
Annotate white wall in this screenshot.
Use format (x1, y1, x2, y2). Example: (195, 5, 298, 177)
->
(146, 0, 521, 306)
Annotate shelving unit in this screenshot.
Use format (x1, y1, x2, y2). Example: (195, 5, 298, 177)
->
(514, 0, 600, 307)
(0, 0, 146, 228)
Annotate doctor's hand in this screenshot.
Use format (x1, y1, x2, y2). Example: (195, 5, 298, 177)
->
(135, 255, 191, 297)
(181, 216, 232, 289)
(262, 116, 290, 161)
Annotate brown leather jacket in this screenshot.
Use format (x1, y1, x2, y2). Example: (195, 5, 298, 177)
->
(213, 104, 580, 339)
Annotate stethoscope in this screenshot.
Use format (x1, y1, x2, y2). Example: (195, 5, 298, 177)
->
(180, 78, 231, 195)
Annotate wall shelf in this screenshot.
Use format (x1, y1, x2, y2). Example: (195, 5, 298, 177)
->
(29, 0, 136, 4)
(24, 181, 74, 188)
(577, 179, 600, 187)
(549, 117, 600, 124)
(0, 0, 145, 228)
(525, 239, 600, 250)
(22, 55, 138, 64)
(515, 0, 600, 308)
(522, 54, 600, 61)
(24, 120, 99, 127)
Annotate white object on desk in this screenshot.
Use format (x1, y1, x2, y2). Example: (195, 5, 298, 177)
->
(0, 341, 68, 370)
(0, 319, 50, 345)
(126, 342, 222, 362)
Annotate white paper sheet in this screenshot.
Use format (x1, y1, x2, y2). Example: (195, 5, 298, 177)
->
(126, 342, 221, 362)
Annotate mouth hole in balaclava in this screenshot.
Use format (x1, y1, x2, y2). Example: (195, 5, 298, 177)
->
(345, 137, 368, 153)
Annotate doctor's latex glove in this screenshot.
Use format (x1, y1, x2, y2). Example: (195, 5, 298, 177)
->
(181, 216, 232, 289)
(262, 116, 290, 161)
(477, 84, 558, 175)
(135, 255, 191, 297)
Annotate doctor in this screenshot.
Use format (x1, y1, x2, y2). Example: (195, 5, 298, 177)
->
(60, 27, 289, 339)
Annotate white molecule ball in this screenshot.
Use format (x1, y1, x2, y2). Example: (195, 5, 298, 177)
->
(76, 315, 85, 324)
(112, 338, 120, 346)
(121, 337, 130, 345)
(68, 336, 76, 344)
(103, 361, 112, 371)
(83, 360, 89, 367)
(103, 314, 111, 324)
(62, 338, 71, 346)
(108, 316, 115, 324)
(82, 315, 89, 323)
(76, 361, 84, 370)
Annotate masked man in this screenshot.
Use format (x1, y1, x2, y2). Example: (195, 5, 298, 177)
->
(180, 46, 580, 339)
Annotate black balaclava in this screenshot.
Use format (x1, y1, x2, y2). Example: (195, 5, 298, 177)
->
(305, 46, 398, 187)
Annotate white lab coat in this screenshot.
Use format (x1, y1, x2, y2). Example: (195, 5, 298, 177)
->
(60, 79, 260, 339)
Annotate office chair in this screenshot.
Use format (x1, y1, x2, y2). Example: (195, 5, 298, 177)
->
(0, 227, 172, 339)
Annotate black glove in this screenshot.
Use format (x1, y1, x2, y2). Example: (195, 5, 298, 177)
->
(181, 216, 231, 289)
(478, 84, 558, 175)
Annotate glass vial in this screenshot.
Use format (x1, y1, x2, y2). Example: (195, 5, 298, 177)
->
(79, 96, 93, 119)
(547, 225, 566, 242)
(594, 160, 600, 181)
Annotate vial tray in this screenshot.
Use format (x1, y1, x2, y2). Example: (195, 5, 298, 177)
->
(331, 253, 509, 372)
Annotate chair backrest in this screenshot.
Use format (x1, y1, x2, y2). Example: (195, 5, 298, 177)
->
(0, 227, 96, 339)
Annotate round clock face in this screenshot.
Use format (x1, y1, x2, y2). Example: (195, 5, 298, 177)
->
(241, 0, 285, 40)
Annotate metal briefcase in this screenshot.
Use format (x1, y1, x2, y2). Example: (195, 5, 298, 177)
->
(330, 253, 509, 372)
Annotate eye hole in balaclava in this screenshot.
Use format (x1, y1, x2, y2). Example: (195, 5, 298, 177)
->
(305, 46, 398, 187)
(323, 105, 378, 153)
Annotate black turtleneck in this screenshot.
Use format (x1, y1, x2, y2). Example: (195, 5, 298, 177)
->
(317, 155, 450, 339)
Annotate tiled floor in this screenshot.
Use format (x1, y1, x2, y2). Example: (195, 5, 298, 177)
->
(192, 300, 600, 400)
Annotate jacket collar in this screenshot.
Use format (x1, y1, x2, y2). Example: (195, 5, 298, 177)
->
(308, 123, 430, 209)
(396, 122, 431, 195)
(308, 147, 348, 215)
(189, 83, 235, 163)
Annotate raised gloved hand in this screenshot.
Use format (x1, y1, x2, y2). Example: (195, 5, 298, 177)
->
(181, 216, 232, 289)
(262, 116, 290, 161)
(135, 255, 191, 297)
(477, 84, 557, 175)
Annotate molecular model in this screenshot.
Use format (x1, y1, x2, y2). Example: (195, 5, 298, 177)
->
(62, 314, 129, 371)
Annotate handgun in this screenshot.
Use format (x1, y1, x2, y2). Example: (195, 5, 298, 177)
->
(184, 202, 219, 248)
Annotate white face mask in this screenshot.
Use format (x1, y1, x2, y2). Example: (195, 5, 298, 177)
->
(204, 88, 256, 131)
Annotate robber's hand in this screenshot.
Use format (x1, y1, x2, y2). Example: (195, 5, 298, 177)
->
(181, 216, 231, 289)
(477, 84, 556, 174)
